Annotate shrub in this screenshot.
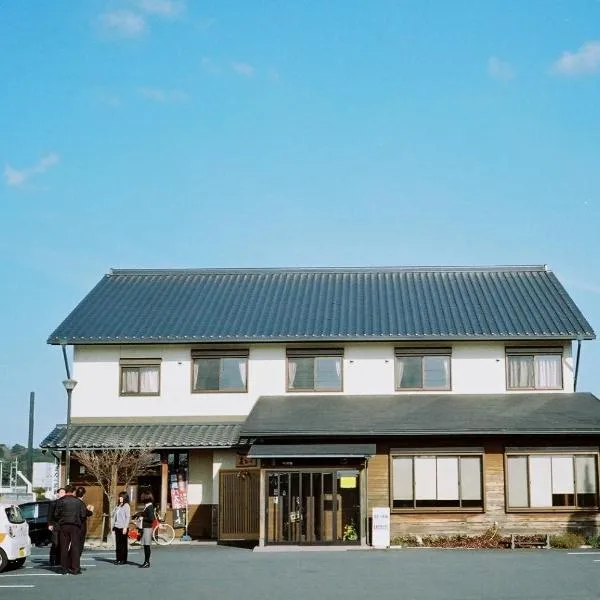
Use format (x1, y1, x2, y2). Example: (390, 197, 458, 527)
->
(550, 532, 586, 549)
(586, 536, 600, 549)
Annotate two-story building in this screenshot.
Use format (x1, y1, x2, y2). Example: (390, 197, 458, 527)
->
(41, 266, 599, 546)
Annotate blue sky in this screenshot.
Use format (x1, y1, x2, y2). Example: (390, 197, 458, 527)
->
(1, 1, 599, 447)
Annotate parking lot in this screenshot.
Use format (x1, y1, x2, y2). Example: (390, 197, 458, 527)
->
(1, 545, 600, 599)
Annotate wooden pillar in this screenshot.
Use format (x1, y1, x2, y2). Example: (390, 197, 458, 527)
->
(160, 452, 169, 516)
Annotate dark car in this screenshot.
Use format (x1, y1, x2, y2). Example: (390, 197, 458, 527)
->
(19, 500, 52, 547)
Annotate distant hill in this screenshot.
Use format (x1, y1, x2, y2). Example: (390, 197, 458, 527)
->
(0, 443, 54, 466)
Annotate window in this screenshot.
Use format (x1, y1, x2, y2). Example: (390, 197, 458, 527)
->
(395, 348, 451, 390)
(391, 452, 483, 510)
(286, 348, 343, 391)
(120, 359, 160, 395)
(192, 349, 248, 392)
(506, 347, 563, 390)
(506, 451, 598, 509)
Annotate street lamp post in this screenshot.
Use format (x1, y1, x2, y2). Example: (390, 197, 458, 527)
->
(62, 378, 77, 485)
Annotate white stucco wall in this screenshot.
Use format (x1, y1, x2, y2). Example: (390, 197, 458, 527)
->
(188, 451, 213, 505)
(212, 450, 236, 504)
(70, 341, 575, 419)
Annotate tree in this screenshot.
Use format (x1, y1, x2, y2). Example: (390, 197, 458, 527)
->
(73, 448, 159, 530)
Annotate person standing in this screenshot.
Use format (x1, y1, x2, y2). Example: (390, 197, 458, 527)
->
(75, 487, 94, 557)
(53, 484, 87, 575)
(111, 491, 131, 565)
(136, 490, 155, 568)
(48, 487, 65, 567)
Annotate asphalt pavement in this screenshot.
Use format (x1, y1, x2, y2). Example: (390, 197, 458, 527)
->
(1, 545, 599, 600)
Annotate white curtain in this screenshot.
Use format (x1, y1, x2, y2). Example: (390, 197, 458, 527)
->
(535, 355, 561, 389)
(139, 367, 159, 393)
(123, 369, 139, 393)
(396, 360, 405, 387)
(238, 360, 247, 387)
(508, 356, 533, 388)
(288, 361, 297, 388)
(335, 357, 341, 378)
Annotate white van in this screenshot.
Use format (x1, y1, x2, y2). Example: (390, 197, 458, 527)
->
(0, 503, 31, 572)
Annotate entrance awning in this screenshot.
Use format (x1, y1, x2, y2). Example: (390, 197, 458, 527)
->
(247, 443, 376, 459)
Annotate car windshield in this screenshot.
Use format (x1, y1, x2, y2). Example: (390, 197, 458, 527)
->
(19, 504, 36, 520)
(5, 506, 25, 524)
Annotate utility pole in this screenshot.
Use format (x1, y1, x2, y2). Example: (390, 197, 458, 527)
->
(27, 391, 35, 483)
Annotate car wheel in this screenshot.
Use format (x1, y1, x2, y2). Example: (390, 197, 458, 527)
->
(0, 548, 8, 573)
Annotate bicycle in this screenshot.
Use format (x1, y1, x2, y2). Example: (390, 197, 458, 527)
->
(128, 514, 175, 546)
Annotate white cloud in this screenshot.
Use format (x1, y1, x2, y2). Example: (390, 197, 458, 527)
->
(137, 87, 189, 102)
(3, 152, 60, 189)
(231, 62, 255, 78)
(487, 57, 515, 81)
(99, 10, 146, 38)
(553, 41, 600, 76)
(136, 0, 185, 17)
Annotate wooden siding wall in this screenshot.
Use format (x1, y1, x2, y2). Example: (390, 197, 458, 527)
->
(368, 439, 600, 539)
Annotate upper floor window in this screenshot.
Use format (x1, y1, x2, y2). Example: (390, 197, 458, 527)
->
(391, 450, 483, 511)
(192, 349, 248, 393)
(506, 347, 563, 390)
(287, 348, 343, 392)
(506, 449, 598, 510)
(395, 348, 451, 391)
(120, 358, 161, 396)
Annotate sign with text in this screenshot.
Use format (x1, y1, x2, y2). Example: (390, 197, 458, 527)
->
(372, 507, 391, 548)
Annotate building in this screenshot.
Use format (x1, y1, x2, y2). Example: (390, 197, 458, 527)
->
(41, 266, 599, 546)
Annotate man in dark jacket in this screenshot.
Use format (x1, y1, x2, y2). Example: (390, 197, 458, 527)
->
(53, 484, 87, 575)
(75, 486, 94, 557)
(48, 487, 65, 566)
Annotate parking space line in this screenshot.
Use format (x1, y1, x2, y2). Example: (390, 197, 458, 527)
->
(0, 573, 61, 577)
(0, 585, 35, 588)
(568, 552, 600, 555)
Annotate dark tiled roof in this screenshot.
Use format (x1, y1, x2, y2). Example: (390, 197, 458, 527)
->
(40, 423, 241, 449)
(240, 393, 600, 437)
(47, 266, 595, 344)
(247, 443, 377, 458)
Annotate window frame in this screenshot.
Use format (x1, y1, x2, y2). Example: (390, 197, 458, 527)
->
(504, 448, 599, 512)
(394, 348, 452, 392)
(286, 348, 344, 392)
(505, 347, 564, 391)
(389, 449, 485, 513)
(119, 359, 161, 397)
(191, 349, 249, 394)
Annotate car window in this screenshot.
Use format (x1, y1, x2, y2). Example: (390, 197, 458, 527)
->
(5, 506, 25, 524)
(39, 504, 49, 518)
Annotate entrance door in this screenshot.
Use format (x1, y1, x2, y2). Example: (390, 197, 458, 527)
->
(218, 470, 260, 541)
(266, 470, 360, 544)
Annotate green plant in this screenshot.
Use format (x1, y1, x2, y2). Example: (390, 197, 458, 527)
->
(343, 522, 358, 541)
(586, 535, 600, 549)
(550, 532, 586, 549)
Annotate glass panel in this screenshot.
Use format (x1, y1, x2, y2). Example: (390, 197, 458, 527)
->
(315, 357, 342, 390)
(312, 473, 323, 542)
(534, 355, 562, 389)
(289, 357, 314, 390)
(529, 456, 552, 507)
(414, 457, 437, 500)
(338, 470, 360, 543)
(551, 456, 574, 494)
(121, 368, 139, 393)
(423, 356, 450, 389)
(460, 457, 482, 503)
(398, 357, 423, 388)
(437, 457, 459, 500)
(507, 456, 528, 507)
(507, 356, 534, 388)
(321, 473, 334, 542)
(575, 456, 597, 493)
(220, 357, 246, 391)
(193, 358, 219, 391)
(392, 457, 413, 506)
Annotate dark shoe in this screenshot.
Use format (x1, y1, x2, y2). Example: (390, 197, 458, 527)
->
(69, 569, 82, 575)
(139, 562, 150, 568)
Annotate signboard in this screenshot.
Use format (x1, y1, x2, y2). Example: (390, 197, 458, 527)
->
(170, 471, 188, 529)
(372, 507, 391, 548)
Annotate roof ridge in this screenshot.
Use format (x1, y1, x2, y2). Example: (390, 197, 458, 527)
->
(108, 265, 550, 276)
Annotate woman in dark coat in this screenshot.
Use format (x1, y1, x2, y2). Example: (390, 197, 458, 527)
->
(136, 490, 155, 568)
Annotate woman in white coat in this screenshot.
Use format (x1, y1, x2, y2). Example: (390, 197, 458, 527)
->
(111, 491, 131, 565)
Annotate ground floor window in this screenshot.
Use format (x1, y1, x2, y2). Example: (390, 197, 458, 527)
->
(506, 452, 598, 509)
(391, 452, 483, 510)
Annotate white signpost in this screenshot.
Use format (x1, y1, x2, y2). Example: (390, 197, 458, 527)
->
(371, 507, 391, 548)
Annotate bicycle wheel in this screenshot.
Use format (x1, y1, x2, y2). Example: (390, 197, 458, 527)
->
(153, 522, 175, 545)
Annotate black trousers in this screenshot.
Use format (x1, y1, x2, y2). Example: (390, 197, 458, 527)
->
(49, 528, 61, 566)
(114, 527, 128, 563)
(59, 524, 81, 573)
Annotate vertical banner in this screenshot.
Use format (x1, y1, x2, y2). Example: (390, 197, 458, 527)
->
(170, 469, 188, 529)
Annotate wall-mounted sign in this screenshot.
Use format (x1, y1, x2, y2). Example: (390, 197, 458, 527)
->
(372, 507, 390, 548)
(236, 453, 258, 469)
(339, 476, 357, 489)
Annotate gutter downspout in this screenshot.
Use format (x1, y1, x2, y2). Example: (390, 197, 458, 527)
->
(574, 339, 582, 392)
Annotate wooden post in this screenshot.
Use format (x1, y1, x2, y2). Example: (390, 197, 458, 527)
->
(160, 453, 169, 516)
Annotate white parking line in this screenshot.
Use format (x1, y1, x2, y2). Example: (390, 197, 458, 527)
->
(0, 585, 35, 588)
(568, 552, 600, 555)
(0, 573, 60, 577)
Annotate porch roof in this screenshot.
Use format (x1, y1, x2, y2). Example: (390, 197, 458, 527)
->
(40, 422, 242, 450)
(247, 443, 377, 458)
(240, 393, 600, 437)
